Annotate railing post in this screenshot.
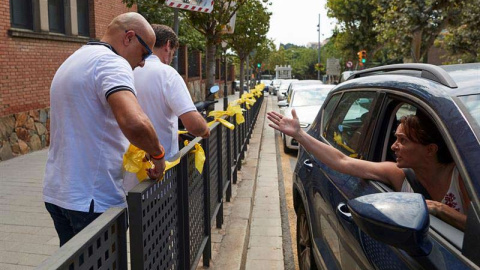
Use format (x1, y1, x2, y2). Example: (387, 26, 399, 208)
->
(226, 116, 233, 200)
(202, 137, 212, 267)
(177, 155, 190, 270)
(216, 125, 224, 228)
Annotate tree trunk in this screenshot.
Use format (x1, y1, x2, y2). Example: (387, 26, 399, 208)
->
(205, 40, 217, 100)
(239, 57, 245, 97)
(412, 29, 423, 63)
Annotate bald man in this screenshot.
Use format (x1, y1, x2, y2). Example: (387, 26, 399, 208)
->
(43, 12, 166, 246)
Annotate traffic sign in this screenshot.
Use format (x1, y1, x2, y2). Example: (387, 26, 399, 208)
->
(346, 61, 353, 68)
(326, 58, 341, 76)
(165, 0, 214, 13)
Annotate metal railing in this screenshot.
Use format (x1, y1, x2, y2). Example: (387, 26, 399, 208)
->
(37, 94, 264, 270)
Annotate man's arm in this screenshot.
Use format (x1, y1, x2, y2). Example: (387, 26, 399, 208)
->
(107, 91, 166, 178)
(179, 111, 210, 138)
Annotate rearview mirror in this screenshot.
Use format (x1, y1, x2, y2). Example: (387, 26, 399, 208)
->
(210, 85, 219, 94)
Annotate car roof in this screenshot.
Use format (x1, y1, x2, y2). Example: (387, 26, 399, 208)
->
(291, 80, 323, 85)
(440, 63, 479, 96)
(339, 63, 479, 98)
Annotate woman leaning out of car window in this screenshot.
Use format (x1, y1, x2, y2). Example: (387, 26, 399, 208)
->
(267, 109, 470, 231)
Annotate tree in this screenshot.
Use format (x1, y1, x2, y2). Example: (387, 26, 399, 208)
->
(134, 2, 205, 51)
(440, 0, 480, 63)
(186, 0, 248, 98)
(326, 0, 379, 62)
(124, 0, 247, 98)
(226, 0, 271, 95)
(373, 0, 466, 63)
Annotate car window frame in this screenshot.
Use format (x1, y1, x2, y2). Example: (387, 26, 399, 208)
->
(366, 90, 480, 267)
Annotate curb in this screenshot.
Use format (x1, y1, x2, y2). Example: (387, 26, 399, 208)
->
(199, 95, 267, 269)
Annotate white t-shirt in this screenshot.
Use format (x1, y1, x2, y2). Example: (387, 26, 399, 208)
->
(43, 42, 136, 213)
(123, 55, 196, 191)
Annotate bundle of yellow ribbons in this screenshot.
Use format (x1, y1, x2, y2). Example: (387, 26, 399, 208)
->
(123, 141, 205, 182)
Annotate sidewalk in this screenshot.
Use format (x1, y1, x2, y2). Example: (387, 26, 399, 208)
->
(0, 93, 289, 270)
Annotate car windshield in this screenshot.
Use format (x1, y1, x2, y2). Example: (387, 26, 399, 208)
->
(458, 93, 480, 135)
(291, 89, 329, 107)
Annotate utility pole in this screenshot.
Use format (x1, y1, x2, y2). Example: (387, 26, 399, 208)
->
(173, 9, 179, 71)
(317, 14, 321, 80)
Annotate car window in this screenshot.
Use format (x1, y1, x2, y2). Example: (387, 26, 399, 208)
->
(383, 103, 417, 162)
(458, 94, 480, 135)
(324, 92, 376, 156)
(291, 90, 329, 107)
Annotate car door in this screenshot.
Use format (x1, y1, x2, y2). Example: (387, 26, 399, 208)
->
(353, 93, 480, 270)
(300, 90, 390, 269)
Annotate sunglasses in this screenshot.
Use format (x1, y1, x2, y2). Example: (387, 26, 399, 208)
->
(125, 30, 152, 61)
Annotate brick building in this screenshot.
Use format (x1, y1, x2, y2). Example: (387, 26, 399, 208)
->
(0, 0, 136, 161)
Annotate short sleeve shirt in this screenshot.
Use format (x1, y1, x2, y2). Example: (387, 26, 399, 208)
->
(123, 55, 195, 191)
(43, 42, 136, 213)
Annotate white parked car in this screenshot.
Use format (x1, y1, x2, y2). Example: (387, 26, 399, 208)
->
(270, 79, 283, 95)
(277, 79, 298, 102)
(278, 85, 335, 153)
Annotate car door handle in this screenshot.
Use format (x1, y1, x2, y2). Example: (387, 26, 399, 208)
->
(303, 159, 313, 168)
(337, 202, 353, 222)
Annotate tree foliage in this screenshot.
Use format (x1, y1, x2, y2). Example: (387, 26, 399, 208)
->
(440, 0, 480, 62)
(373, 0, 466, 62)
(226, 0, 271, 93)
(326, 0, 378, 60)
(133, 1, 205, 50)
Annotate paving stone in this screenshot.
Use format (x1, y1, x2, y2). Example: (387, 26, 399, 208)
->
(248, 236, 282, 248)
(0, 263, 35, 270)
(245, 259, 284, 270)
(246, 246, 283, 261)
(250, 225, 282, 237)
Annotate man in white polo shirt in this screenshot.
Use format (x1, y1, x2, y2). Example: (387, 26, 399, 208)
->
(43, 12, 166, 246)
(123, 24, 209, 191)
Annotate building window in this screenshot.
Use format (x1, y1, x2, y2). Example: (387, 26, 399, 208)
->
(48, 0, 66, 34)
(77, 0, 90, 36)
(10, 0, 34, 30)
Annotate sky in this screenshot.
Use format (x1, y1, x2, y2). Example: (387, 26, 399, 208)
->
(267, 0, 337, 48)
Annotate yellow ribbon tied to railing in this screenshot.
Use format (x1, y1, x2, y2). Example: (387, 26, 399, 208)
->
(184, 140, 206, 174)
(208, 104, 245, 125)
(239, 92, 256, 109)
(123, 144, 180, 181)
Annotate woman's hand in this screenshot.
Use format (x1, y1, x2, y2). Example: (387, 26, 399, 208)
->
(426, 199, 466, 231)
(267, 109, 301, 139)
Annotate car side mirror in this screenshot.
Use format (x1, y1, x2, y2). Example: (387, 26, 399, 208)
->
(348, 192, 432, 256)
(278, 100, 288, 107)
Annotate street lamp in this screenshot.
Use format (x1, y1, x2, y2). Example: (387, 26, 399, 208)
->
(221, 41, 228, 110)
(317, 14, 321, 80)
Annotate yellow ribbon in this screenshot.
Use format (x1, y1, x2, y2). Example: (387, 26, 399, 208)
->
(184, 140, 206, 174)
(209, 104, 245, 125)
(333, 131, 357, 156)
(207, 118, 235, 130)
(123, 144, 180, 181)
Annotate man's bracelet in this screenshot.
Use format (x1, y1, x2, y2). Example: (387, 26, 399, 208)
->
(150, 146, 165, 160)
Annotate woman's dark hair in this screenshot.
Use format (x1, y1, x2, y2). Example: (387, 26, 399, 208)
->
(400, 112, 453, 164)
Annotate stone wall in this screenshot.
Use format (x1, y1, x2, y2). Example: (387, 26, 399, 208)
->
(0, 108, 49, 161)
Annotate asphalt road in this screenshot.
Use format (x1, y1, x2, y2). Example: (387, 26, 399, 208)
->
(269, 94, 300, 270)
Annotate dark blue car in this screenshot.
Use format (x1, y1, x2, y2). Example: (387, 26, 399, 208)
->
(293, 63, 480, 269)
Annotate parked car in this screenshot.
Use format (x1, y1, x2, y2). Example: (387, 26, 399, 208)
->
(261, 79, 272, 93)
(277, 79, 298, 101)
(285, 80, 324, 103)
(278, 85, 334, 153)
(271, 79, 283, 95)
(340, 70, 355, 82)
(293, 63, 480, 269)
